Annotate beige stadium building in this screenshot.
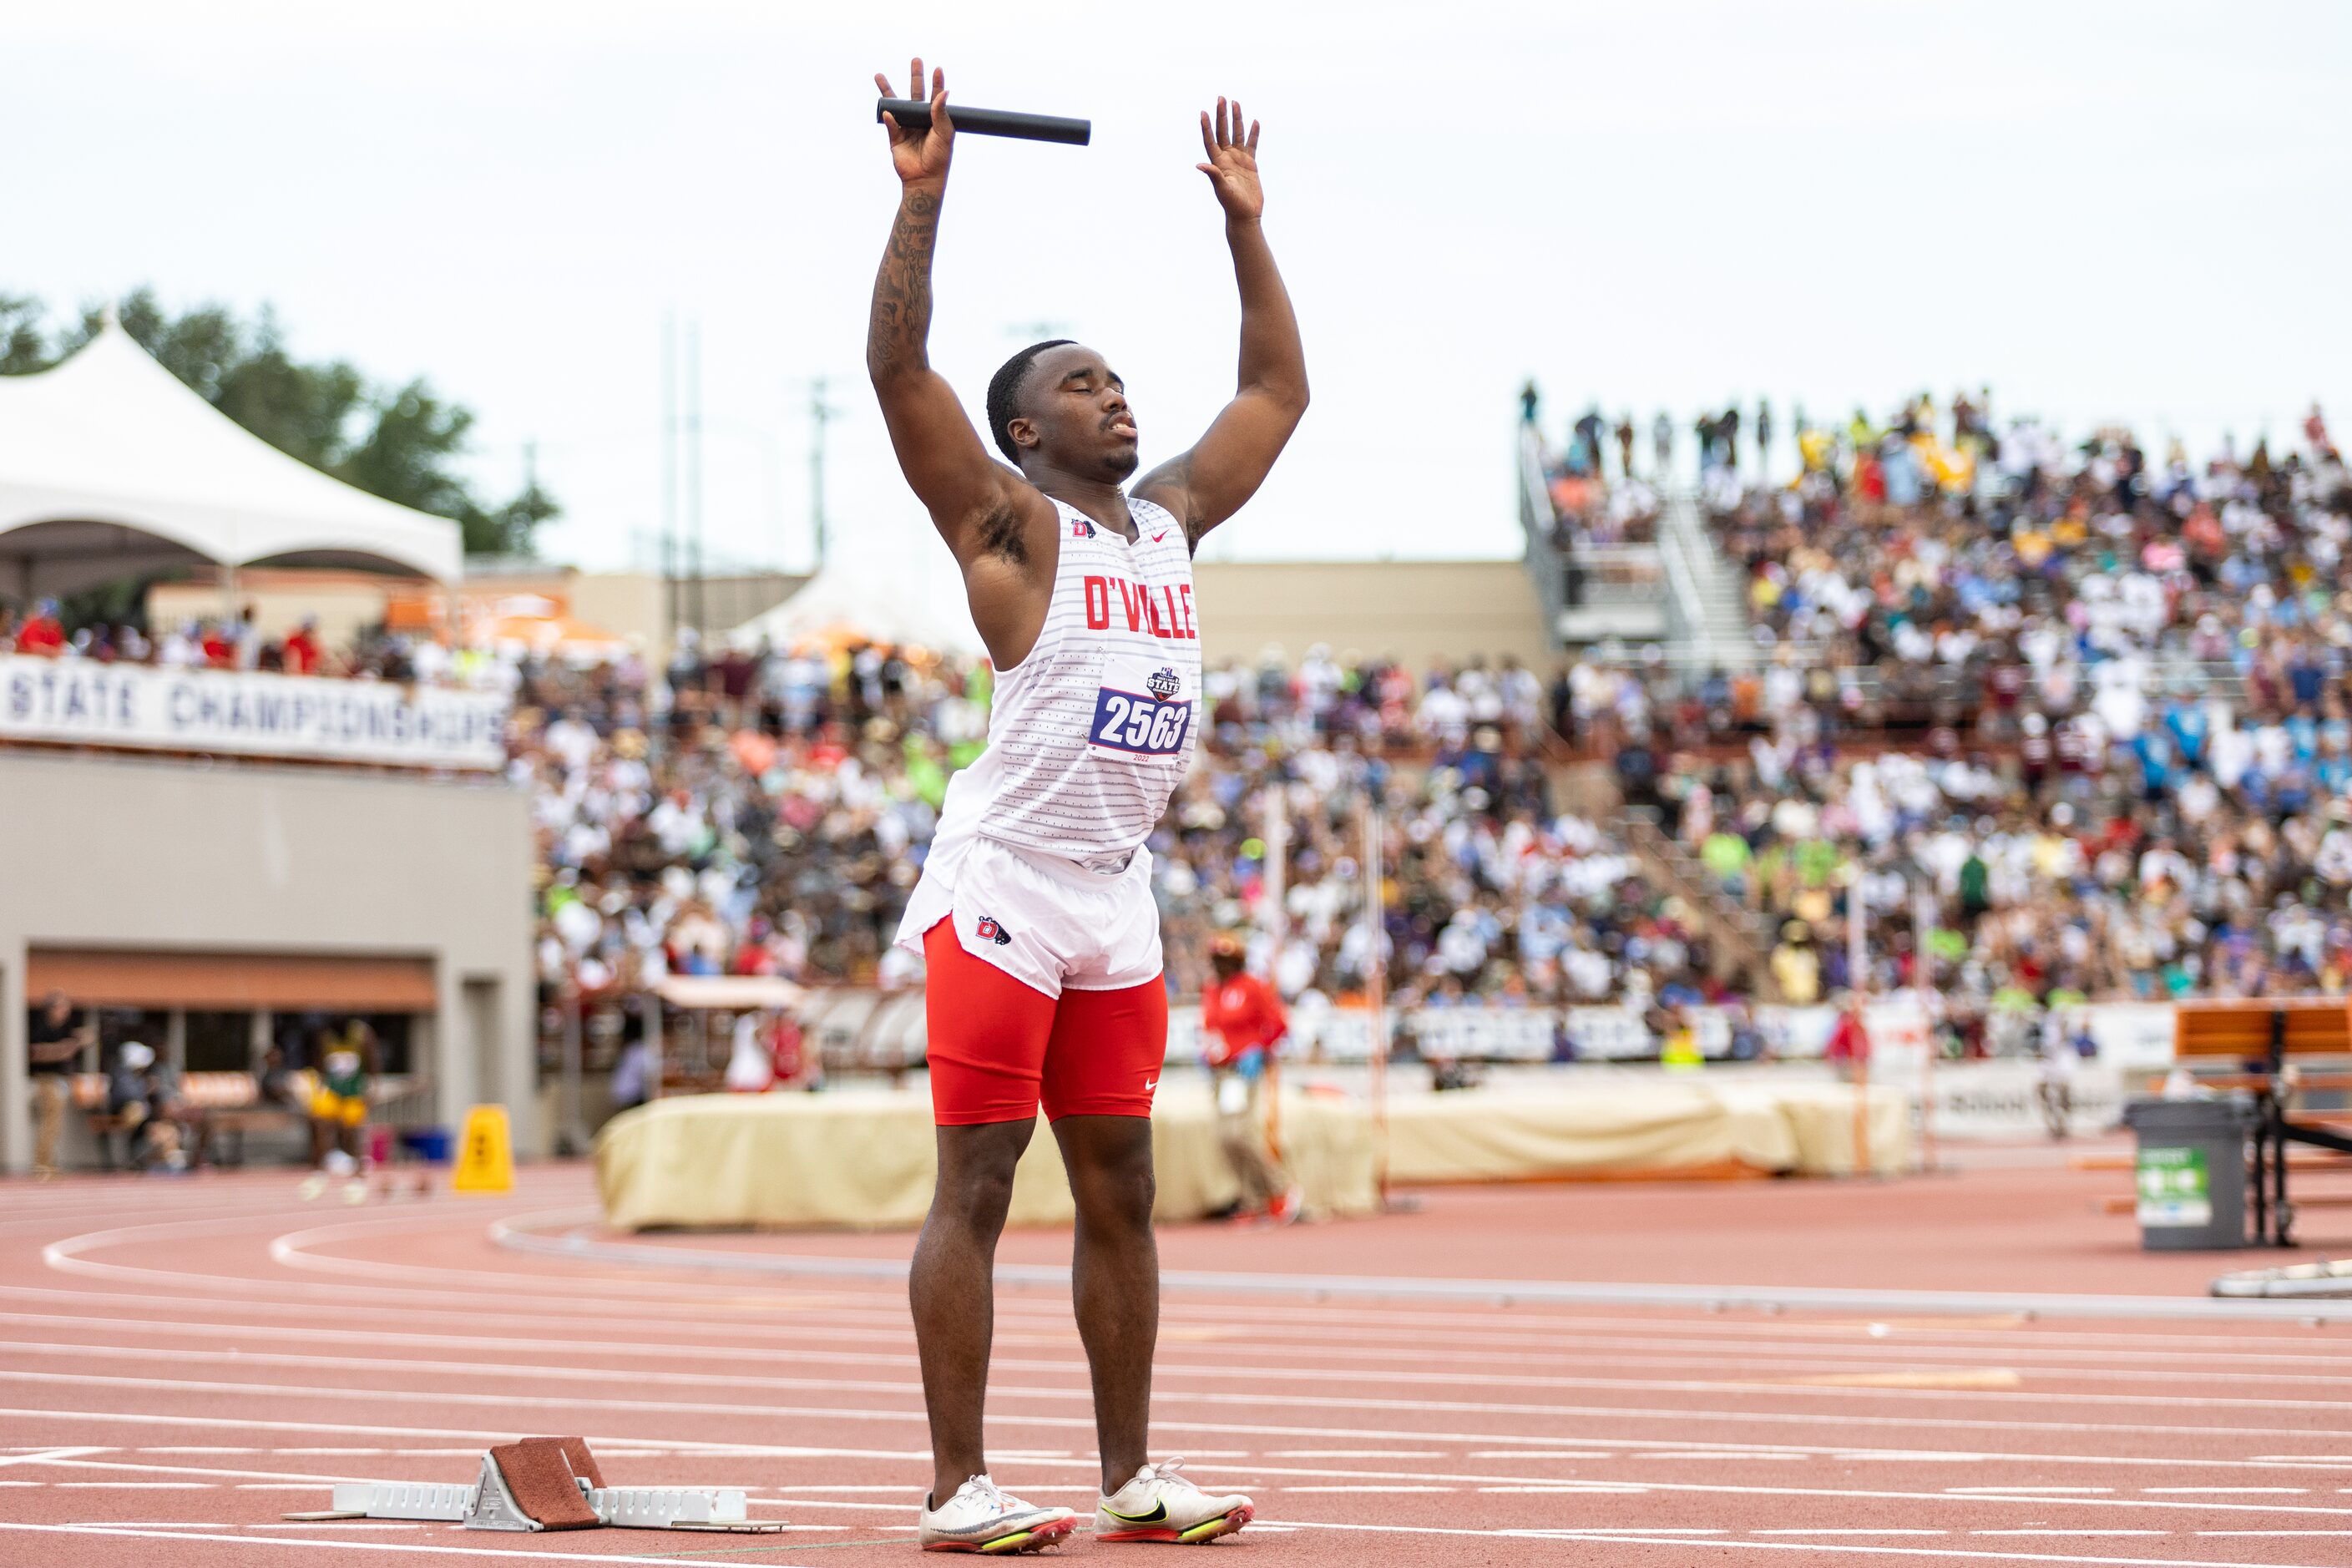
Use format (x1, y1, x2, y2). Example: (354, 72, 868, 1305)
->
(0, 324, 535, 1173)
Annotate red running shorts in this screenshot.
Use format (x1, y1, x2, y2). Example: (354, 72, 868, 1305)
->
(922, 918, 1166, 1125)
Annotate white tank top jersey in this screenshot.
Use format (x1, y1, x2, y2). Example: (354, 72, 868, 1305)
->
(936, 493, 1202, 869)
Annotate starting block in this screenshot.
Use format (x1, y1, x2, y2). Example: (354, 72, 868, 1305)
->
(314, 1436, 780, 1534)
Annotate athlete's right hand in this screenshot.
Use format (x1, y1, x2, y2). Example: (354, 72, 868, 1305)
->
(877, 58, 953, 189)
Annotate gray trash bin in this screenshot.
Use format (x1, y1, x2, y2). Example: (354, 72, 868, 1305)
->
(2122, 1097, 2256, 1251)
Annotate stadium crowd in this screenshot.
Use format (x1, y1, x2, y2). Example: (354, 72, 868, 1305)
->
(8, 397, 2350, 1042)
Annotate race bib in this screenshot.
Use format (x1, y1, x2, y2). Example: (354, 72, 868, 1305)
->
(1090, 655, 1193, 758)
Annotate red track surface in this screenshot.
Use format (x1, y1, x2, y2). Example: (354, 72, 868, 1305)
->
(4, 1147, 2350, 1566)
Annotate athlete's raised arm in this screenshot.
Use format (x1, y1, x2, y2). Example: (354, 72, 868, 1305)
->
(865, 59, 1056, 657)
(1135, 97, 1309, 548)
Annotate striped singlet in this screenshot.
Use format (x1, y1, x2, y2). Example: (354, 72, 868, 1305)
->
(938, 494, 1201, 868)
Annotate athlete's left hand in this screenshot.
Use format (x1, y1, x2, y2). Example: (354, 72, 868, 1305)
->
(1196, 96, 1262, 223)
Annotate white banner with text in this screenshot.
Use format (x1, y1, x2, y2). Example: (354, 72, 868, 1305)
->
(0, 656, 508, 771)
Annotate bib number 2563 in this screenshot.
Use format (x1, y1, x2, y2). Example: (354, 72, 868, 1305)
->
(1090, 688, 1192, 756)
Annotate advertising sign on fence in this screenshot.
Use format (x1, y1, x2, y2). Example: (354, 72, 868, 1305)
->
(0, 656, 509, 771)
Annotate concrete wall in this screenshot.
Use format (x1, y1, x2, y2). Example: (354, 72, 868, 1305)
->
(0, 750, 535, 1171)
(1191, 559, 1557, 674)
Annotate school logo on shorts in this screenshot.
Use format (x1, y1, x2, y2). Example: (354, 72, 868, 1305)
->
(1070, 518, 1096, 539)
(974, 914, 1013, 946)
(1146, 665, 1181, 701)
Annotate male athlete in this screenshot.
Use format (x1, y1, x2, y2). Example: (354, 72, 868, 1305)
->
(867, 58, 1307, 1553)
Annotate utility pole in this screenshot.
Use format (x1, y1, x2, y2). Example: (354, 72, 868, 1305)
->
(808, 377, 838, 572)
(685, 319, 705, 641)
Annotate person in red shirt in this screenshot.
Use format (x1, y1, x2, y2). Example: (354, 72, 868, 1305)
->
(15, 600, 65, 656)
(1197, 933, 1297, 1222)
(282, 617, 323, 675)
(1823, 998, 1870, 1081)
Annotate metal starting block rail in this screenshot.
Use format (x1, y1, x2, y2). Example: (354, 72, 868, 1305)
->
(311, 1437, 781, 1534)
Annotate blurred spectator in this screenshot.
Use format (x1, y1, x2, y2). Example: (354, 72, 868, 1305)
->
(26, 991, 89, 1179)
(105, 1040, 184, 1171)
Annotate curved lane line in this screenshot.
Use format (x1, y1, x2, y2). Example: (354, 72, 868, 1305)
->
(486, 1210, 2352, 1324)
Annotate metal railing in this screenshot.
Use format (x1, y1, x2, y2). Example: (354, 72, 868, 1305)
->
(1616, 803, 1776, 994)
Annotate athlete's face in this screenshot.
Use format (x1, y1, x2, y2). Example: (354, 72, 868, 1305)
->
(1012, 344, 1139, 482)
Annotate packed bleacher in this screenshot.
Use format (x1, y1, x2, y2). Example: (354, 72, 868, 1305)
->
(8, 397, 2349, 1043)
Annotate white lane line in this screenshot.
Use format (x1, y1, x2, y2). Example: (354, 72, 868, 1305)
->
(1277, 1485, 1455, 1493)
(1657, 1452, 1808, 1461)
(22, 1287, 2352, 1388)
(29, 1331, 2314, 1417)
(1972, 1531, 2166, 1538)
(2146, 1486, 2308, 1494)
(483, 1207, 2352, 1324)
(0, 1445, 105, 1467)
(52, 1481, 212, 1488)
(0, 1520, 814, 1565)
(1267, 1449, 1449, 1458)
(33, 1206, 2352, 1366)
(1267, 1517, 2350, 1566)
(19, 1305, 2328, 1393)
(1950, 1486, 2114, 1495)
(36, 1456, 404, 1486)
(13, 1351, 2352, 1454)
(1540, 1526, 1726, 1534)
(1754, 1528, 1948, 1535)
(1467, 1449, 1619, 1459)
(1477, 1485, 1650, 1494)
(18, 1399, 2352, 1520)
(2197, 1530, 2352, 1537)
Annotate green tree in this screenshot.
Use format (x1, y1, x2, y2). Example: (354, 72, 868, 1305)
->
(3, 289, 555, 557)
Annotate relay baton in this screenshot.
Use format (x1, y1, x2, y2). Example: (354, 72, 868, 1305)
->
(876, 98, 1091, 147)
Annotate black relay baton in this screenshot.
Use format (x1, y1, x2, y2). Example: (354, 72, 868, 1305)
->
(876, 98, 1090, 147)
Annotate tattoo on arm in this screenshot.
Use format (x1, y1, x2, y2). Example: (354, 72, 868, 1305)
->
(866, 189, 941, 380)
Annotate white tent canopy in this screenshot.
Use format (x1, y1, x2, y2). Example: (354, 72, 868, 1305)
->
(0, 319, 462, 599)
(726, 545, 979, 657)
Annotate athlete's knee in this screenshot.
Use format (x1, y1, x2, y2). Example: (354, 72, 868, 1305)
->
(1066, 1127, 1156, 1230)
(930, 1120, 1033, 1227)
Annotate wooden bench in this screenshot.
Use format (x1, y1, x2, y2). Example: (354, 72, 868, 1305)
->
(2172, 998, 2352, 1246)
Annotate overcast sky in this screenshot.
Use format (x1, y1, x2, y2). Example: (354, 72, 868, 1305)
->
(11, 1, 2349, 579)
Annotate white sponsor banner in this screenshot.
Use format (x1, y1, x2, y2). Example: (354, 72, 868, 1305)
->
(1756, 1004, 1837, 1059)
(1924, 1059, 2127, 1139)
(0, 656, 508, 771)
(1412, 1007, 1557, 1063)
(1561, 1005, 1653, 1060)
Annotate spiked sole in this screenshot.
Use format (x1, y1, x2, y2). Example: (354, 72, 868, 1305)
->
(1097, 1506, 1253, 1544)
(924, 1515, 1079, 1553)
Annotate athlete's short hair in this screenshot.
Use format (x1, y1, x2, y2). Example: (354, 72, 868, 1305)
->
(986, 339, 1075, 463)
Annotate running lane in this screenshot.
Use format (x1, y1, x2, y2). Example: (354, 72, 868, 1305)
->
(1, 1166, 2346, 1566)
